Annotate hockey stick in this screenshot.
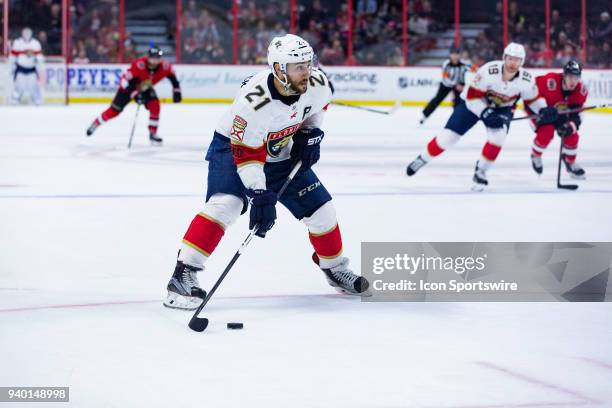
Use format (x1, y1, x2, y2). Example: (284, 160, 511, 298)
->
(188, 161, 303, 332)
(332, 100, 400, 115)
(512, 102, 612, 122)
(127, 104, 141, 149)
(557, 142, 578, 190)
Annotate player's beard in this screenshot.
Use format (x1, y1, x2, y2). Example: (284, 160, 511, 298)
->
(288, 77, 308, 94)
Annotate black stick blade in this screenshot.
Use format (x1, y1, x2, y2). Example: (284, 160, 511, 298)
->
(189, 316, 209, 332)
(558, 184, 579, 190)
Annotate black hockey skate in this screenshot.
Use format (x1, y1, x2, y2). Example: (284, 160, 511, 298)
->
(406, 155, 428, 176)
(563, 157, 586, 179)
(472, 160, 488, 192)
(163, 260, 207, 310)
(86, 119, 100, 137)
(313, 253, 370, 296)
(149, 133, 163, 146)
(531, 154, 543, 175)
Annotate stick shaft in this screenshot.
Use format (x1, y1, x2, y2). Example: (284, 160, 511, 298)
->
(512, 102, 612, 122)
(190, 161, 302, 318)
(332, 101, 397, 115)
(127, 104, 141, 149)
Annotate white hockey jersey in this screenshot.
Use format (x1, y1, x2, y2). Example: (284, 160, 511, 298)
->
(461, 60, 545, 116)
(216, 68, 333, 190)
(9, 38, 44, 71)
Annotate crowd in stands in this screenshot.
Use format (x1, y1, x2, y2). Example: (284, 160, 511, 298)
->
(3, 0, 610, 69)
(70, 0, 122, 63)
(468, 1, 611, 69)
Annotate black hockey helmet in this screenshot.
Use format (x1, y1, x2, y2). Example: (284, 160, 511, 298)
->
(148, 46, 164, 59)
(563, 60, 582, 77)
(449, 46, 461, 54)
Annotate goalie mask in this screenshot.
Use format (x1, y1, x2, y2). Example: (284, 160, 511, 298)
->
(267, 34, 314, 94)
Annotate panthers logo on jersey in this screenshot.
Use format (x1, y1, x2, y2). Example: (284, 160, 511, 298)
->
(266, 123, 301, 157)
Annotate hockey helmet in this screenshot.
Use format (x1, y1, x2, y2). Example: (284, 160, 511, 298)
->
(148, 46, 164, 59)
(503, 42, 526, 65)
(563, 60, 582, 77)
(267, 34, 314, 92)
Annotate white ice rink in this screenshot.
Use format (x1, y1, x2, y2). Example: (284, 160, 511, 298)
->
(1, 103, 611, 407)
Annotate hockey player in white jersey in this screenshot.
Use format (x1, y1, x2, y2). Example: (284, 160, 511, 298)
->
(406, 43, 558, 190)
(163, 34, 370, 310)
(9, 27, 44, 105)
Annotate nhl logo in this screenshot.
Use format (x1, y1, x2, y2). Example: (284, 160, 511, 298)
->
(398, 77, 408, 89)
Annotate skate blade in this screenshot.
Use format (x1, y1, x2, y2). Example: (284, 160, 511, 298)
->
(332, 287, 372, 297)
(163, 292, 201, 310)
(569, 174, 586, 180)
(471, 183, 486, 192)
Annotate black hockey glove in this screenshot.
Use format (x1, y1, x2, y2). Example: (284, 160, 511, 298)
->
(246, 189, 277, 238)
(480, 108, 510, 129)
(536, 106, 559, 125)
(556, 121, 577, 138)
(290, 128, 324, 170)
(135, 88, 157, 105)
(569, 112, 581, 129)
(173, 88, 182, 103)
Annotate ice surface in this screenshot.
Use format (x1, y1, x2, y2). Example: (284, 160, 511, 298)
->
(1, 104, 611, 407)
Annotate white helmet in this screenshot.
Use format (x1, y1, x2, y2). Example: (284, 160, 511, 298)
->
(503, 42, 526, 65)
(267, 34, 314, 93)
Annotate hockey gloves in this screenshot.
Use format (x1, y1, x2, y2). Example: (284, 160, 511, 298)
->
(536, 106, 559, 125)
(480, 108, 510, 129)
(290, 128, 324, 170)
(556, 121, 577, 138)
(135, 88, 157, 105)
(173, 88, 182, 103)
(246, 189, 277, 238)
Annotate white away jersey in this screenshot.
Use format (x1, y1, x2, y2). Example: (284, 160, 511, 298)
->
(9, 38, 44, 70)
(215, 68, 333, 189)
(461, 60, 545, 116)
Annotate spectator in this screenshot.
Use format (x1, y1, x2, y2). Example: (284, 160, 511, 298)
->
(592, 11, 612, 45)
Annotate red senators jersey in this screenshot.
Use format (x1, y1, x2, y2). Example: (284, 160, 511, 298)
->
(535, 72, 587, 111)
(123, 57, 176, 91)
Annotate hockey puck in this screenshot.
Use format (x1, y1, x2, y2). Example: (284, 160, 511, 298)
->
(227, 322, 244, 330)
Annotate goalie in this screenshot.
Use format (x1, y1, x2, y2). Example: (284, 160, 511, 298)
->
(9, 27, 44, 105)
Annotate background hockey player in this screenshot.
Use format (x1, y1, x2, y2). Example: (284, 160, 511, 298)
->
(528, 60, 588, 179)
(86, 47, 182, 145)
(163, 34, 369, 310)
(9, 27, 44, 105)
(419, 47, 471, 124)
(406, 43, 558, 191)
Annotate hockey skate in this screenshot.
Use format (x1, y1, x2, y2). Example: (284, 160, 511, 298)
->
(472, 161, 488, 192)
(149, 133, 163, 146)
(531, 154, 543, 175)
(406, 155, 428, 176)
(163, 260, 207, 310)
(563, 157, 586, 179)
(313, 253, 370, 296)
(86, 119, 100, 137)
